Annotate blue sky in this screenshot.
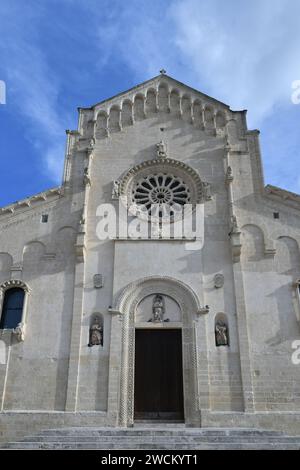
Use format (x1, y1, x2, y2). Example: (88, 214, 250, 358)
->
(1, 0, 300, 207)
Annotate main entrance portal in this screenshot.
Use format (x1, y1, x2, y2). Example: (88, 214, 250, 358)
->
(134, 329, 184, 420)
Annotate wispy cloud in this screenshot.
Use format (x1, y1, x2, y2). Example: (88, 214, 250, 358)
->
(0, 1, 67, 183)
(170, 0, 300, 125)
(87, 0, 300, 192)
(1, 0, 300, 194)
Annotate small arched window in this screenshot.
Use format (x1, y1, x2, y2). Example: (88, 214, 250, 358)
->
(0, 288, 25, 329)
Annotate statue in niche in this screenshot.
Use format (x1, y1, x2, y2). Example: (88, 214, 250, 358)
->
(215, 321, 229, 347)
(88, 317, 103, 347)
(156, 140, 167, 158)
(148, 294, 170, 323)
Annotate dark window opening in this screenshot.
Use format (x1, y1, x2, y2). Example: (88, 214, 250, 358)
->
(41, 214, 48, 223)
(273, 212, 280, 219)
(0, 288, 25, 329)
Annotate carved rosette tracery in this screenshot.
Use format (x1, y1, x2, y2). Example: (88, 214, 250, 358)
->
(118, 158, 211, 222)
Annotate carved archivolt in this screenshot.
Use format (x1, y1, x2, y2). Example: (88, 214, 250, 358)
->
(0, 279, 30, 293)
(108, 276, 204, 427)
(114, 275, 203, 317)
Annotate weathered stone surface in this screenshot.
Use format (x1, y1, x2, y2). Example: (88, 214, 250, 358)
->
(0, 74, 300, 444)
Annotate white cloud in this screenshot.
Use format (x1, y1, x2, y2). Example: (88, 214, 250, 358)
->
(169, 0, 300, 125)
(0, 3, 67, 183)
(1, 0, 300, 193)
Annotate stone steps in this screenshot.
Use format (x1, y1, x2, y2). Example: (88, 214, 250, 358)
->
(1, 426, 300, 450)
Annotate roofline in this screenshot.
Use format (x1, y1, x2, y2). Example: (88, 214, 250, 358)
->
(0, 186, 63, 216)
(78, 74, 238, 112)
(264, 184, 300, 206)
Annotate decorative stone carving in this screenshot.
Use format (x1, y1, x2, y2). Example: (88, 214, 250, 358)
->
(119, 157, 210, 222)
(112, 180, 120, 200)
(13, 322, 26, 342)
(225, 166, 233, 184)
(86, 137, 95, 159)
(88, 317, 103, 347)
(229, 215, 239, 235)
(215, 321, 229, 346)
(148, 294, 170, 323)
(203, 182, 212, 201)
(0, 279, 30, 293)
(156, 140, 167, 158)
(109, 276, 203, 427)
(198, 305, 210, 315)
(83, 167, 91, 186)
(93, 274, 103, 289)
(228, 215, 242, 262)
(214, 273, 224, 289)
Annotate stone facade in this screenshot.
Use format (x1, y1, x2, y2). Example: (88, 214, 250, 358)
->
(0, 74, 300, 441)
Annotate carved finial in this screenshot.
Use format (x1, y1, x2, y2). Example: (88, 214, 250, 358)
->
(112, 180, 120, 200)
(225, 135, 231, 150)
(160, 69, 166, 75)
(225, 166, 233, 184)
(229, 215, 239, 235)
(83, 167, 91, 186)
(156, 140, 167, 158)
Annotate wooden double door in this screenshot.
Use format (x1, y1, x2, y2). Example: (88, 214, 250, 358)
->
(134, 329, 184, 420)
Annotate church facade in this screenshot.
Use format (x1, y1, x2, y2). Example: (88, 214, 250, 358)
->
(1, 74, 300, 442)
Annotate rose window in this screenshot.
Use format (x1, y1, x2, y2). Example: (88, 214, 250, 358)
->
(119, 157, 205, 222)
(132, 174, 191, 215)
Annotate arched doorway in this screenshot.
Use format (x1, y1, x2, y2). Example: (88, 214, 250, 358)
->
(107, 276, 209, 427)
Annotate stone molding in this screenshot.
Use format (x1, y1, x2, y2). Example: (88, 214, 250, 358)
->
(0, 280, 30, 342)
(108, 276, 205, 427)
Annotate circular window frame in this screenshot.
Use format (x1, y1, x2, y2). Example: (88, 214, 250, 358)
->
(119, 158, 204, 222)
